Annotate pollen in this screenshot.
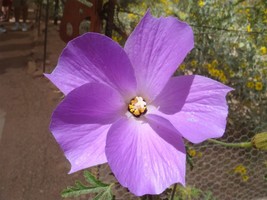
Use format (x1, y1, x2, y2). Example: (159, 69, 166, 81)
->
(128, 96, 147, 117)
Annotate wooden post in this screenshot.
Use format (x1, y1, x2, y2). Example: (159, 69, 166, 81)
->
(43, 0, 49, 73)
(105, 0, 116, 38)
(54, 0, 59, 25)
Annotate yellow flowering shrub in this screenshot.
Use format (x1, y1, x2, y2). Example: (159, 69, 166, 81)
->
(233, 164, 249, 182)
(198, 0, 205, 7)
(260, 46, 267, 55)
(255, 82, 263, 91)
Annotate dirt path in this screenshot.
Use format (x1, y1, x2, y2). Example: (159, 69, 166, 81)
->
(0, 22, 86, 200)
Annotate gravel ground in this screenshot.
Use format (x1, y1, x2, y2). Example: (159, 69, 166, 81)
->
(0, 21, 87, 200)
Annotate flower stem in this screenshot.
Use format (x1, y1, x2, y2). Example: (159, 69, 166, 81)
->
(170, 183, 177, 200)
(208, 139, 253, 148)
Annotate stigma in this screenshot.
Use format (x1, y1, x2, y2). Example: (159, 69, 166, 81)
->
(128, 96, 147, 117)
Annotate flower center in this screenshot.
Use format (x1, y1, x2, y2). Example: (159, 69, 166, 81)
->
(128, 96, 147, 117)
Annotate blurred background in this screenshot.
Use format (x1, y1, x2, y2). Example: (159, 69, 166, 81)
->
(0, 0, 266, 199)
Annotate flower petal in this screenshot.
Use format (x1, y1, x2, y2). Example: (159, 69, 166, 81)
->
(105, 117, 186, 196)
(153, 75, 195, 114)
(124, 11, 194, 101)
(50, 82, 126, 173)
(45, 33, 137, 98)
(50, 122, 110, 173)
(52, 83, 125, 125)
(153, 75, 233, 143)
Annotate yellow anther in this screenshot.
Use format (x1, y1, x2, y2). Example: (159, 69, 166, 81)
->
(134, 110, 140, 116)
(128, 96, 147, 117)
(128, 105, 134, 110)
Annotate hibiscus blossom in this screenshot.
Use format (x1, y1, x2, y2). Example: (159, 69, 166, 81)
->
(45, 11, 232, 196)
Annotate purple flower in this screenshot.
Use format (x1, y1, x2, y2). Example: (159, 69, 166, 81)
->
(46, 11, 232, 196)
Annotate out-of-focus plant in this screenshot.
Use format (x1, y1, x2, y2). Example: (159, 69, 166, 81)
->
(172, 185, 216, 200)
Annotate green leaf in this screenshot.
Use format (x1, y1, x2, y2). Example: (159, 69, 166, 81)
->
(61, 171, 114, 198)
(75, 180, 86, 189)
(93, 184, 114, 200)
(83, 171, 109, 187)
(62, 185, 106, 198)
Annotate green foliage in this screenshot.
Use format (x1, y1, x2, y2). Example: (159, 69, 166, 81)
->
(61, 171, 114, 199)
(83, 171, 108, 187)
(186, 146, 194, 171)
(172, 185, 217, 200)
